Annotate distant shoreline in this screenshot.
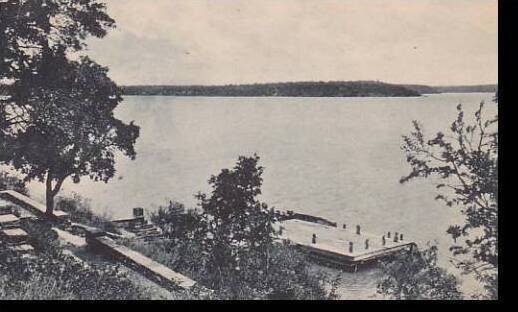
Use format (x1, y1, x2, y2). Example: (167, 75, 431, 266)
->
(121, 81, 497, 97)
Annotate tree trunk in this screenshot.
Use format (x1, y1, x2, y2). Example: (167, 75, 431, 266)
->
(45, 173, 54, 215)
(45, 171, 67, 216)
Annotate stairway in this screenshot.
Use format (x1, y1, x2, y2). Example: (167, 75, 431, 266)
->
(0, 204, 34, 255)
(131, 222, 163, 241)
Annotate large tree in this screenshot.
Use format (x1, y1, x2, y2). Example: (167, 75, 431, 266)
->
(194, 154, 277, 291)
(145, 155, 333, 299)
(0, 1, 139, 215)
(400, 99, 498, 298)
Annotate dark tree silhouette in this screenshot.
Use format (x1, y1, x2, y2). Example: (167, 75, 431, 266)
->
(0, 1, 139, 215)
(400, 99, 498, 299)
(122, 81, 422, 97)
(0, 171, 27, 194)
(142, 155, 334, 299)
(195, 154, 277, 291)
(378, 244, 462, 300)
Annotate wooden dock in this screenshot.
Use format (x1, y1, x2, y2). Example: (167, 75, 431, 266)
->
(279, 219, 415, 271)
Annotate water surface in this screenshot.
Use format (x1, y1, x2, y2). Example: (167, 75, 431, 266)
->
(27, 92, 496, 298)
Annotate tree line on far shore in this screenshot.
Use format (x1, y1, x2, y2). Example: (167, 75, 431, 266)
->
(121, 82, 497, 97)
(122, 81, 421, 97)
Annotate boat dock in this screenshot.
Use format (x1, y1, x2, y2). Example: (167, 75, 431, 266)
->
(279, 218, 416, 271)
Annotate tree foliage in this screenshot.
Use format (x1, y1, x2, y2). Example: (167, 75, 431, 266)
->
(140, 155, 335, 299)
(400, 99, 498, 298)
(377, 244, 463, 300)
(0, 1, 139, 214)
(122, 81, 421, 97)
(0, 0, 114, 85)
(0, 252, 150, 300)
(194, 155, 277, 290)
(0, 170, 27, 194)
(56, 193, 118, 233)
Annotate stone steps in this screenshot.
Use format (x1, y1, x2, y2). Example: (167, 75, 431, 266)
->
(133, 227, 161, 235)
(0, 213, 21, 229)
(1, 228, 29, 245)
(0, 209, 35, 255)
(9, 243, 35, 255)
(123, 221, 164, 241)
(0, 205, 14, 215)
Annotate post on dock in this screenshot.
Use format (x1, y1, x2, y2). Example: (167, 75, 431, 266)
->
(349, 241, 354, 253)
(312, 233, 317, 244)
(394, 232, 399, 242)
(365, 239, 369, 250)
(382, 235, 386, 246)
(343, 224, 346, 229)
(400, 233, 403, 241)
(387, 231, 391, 238)
(356, 225, 361, 235)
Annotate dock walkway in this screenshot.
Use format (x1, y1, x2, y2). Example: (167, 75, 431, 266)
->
(280, 219, 415, 270)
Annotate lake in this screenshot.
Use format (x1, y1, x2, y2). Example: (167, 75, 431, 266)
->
(26, 92, 496, 298)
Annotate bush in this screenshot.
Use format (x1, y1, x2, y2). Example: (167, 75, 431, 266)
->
(56, 193, 118, 233)
(0, 250, 152, 300)
(125, 237, 335, 300)
(377, 244, 463, 300)
(0, 171, 28, 194)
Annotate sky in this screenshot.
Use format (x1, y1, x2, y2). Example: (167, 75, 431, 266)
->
(86, 0, 498, 86)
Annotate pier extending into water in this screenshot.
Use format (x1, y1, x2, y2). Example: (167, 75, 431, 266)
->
(279, 217, 416, 271)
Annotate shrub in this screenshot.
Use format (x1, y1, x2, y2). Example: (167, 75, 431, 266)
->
(0, 250, 152, 300)
(125, 237, 335, 300)
(0, 171, 28, 194)
(377, 244, 463, 300)
(56, 193, 118, 233)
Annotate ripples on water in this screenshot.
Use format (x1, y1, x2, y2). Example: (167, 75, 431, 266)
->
(25, 93, 495, 298)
